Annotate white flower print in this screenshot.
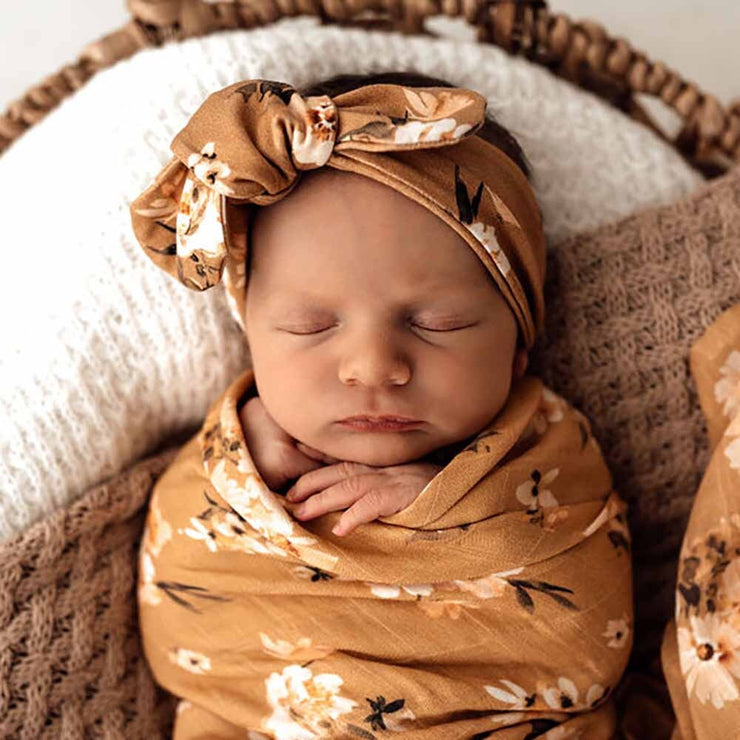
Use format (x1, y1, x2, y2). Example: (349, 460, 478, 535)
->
(392, 117, 474, 145)
(180, 517, 218, 553)
(202, 418, 338, 570)
(452, 567, 525, 600)
(542, 677, 578, 710)
(463, 221, 511, 276)
(263, 664, 357, 739)
(402, 88, 474, 121)
(725, 436, 740, 471)
(369, 583, 434, 599)
(541, 388, 567, 423)
(398, 583, 434, 597)
(291, 97, 337, 167)
(236, 453, 258, 476)
(169, 647, 212, 675)
(187, 141, 235, 195)
(527, 412, 549, 439)
(143, 494, 172, 558)
(260, 633, 310, 659)
(138, 551, 161, 607)
(526, 388, 569, 438)
(714, 350, 740, 419)
(259, 633, 334, 662)
(230, 258, 246, 291)
(210, 459, 327, 562)
(516, 469, 560, 512)
(485, 679, 536, 710)
(603, 615, 631, 649)
(176, 172, 226, 259)
(212, 511, 285, 556)
(541, 678, 606, 710)
(586, 683, 608, 707)
(582, 492, 624, 538)
(678, 613, 740, 709)
(212, 456, 289, 533)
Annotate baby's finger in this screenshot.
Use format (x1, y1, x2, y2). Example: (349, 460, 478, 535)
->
(286, 461, 379, 502)
(332, 489, 395, 536)
(291, 475, 384, 521)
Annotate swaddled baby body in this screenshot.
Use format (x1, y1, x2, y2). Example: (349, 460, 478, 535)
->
(133, 71, 633, 739)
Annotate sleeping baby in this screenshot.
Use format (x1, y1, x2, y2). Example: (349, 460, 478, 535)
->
(131, 71, 634, 739)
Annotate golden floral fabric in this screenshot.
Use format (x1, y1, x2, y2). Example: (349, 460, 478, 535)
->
(129, 79, 546, 348)
(661, 302, 740, 739)
(137, 369, 633, 738)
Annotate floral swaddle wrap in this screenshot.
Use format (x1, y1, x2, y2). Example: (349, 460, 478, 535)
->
(138, 367, 633, 738)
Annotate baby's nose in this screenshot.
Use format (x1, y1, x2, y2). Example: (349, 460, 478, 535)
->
(338, 332, 411, 387)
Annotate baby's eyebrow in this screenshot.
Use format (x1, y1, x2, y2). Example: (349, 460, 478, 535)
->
(269, 300, 333, 315)
(267, 285, 484, 315)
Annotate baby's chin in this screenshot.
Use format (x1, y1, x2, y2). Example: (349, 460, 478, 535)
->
(315, 432, 442, 468)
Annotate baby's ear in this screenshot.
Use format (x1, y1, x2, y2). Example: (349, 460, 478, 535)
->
(512, 347, 529, 379)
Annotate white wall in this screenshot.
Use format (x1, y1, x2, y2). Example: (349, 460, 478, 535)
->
(1, 1, 738, 110)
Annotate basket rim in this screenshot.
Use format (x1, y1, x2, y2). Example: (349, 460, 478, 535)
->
(0, 0, 738, 178)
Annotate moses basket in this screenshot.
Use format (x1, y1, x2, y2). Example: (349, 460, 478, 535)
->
(0, 0, 738, 737)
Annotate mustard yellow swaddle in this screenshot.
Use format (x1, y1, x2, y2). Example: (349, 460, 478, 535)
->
(139, 367, 632, 738)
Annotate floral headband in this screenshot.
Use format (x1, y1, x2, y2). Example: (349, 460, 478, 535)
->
(130, 78, 546, 348)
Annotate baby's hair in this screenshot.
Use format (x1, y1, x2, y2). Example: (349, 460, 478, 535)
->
(299, 71, 532, 180)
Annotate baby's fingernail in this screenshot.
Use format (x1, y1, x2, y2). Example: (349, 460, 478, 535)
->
(331, 523, 344, 536)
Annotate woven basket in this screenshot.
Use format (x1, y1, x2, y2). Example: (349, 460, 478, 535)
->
(1, 1, 738, 737)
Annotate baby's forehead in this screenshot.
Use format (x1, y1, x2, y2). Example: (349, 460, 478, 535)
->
(251, 168, 468, 256)
(287, 167, 417, 213)
(247, 167, 500, 301)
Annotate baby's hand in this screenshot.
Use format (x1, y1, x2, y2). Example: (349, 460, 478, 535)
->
(238, 396, 340, 492)
(286, 461, 443, 537)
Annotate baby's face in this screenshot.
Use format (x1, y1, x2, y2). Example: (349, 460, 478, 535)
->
(244, 169, 526, 467)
